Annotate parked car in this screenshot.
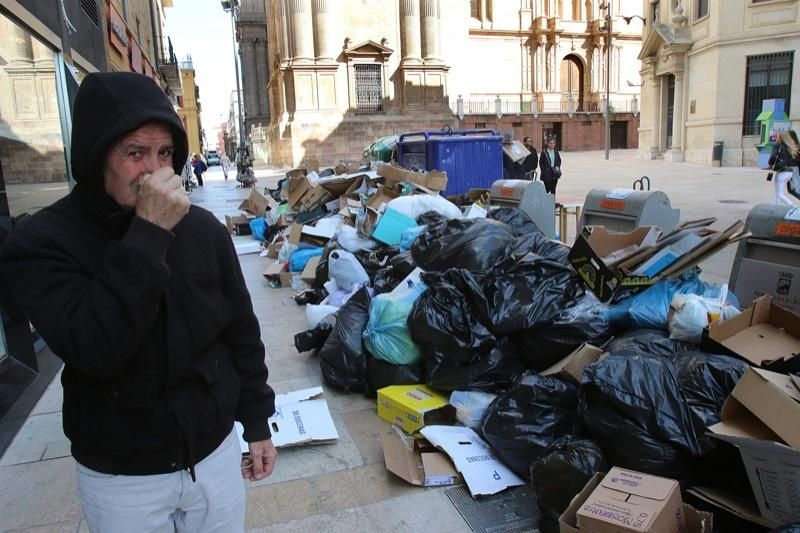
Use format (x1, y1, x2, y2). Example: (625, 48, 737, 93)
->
(206, 150, 221, 166)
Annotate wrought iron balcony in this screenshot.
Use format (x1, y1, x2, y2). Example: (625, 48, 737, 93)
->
(156, 36, 183, 96)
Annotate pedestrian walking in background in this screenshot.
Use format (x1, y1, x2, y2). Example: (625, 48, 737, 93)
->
(220, 153, 231, 180)
(192, 153, 207, 187)
(0, 72, 276, 532)
(768, 131, 798, 206)
(539, 136, 563, 195)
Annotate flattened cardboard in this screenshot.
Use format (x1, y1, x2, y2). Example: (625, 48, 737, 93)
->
(542, 343, 604, 384)
(234, 386, 338, 450)
(318, 174, 360, 197)
(377, 385, 455, 434)
(561, 474, 713, 533)
(704, 295, 800, 368)
(225, 214, 252, 235)
(733, 258, 800, 313)
(502, 140, 531, 163)
(366, 186, 400, 211)
(709, 367, 800, 524)
(382, 433, 461, 487)
(301, 256, 320, 284)
(575, 467, 685, 533)
(377, 163, 448, 192)
(420, 425, 525, 497)
(238, 189, 278, 218)
(687, 487, 774, 529)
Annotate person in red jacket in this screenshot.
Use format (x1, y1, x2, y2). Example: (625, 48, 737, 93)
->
(0, 72, 276, 532)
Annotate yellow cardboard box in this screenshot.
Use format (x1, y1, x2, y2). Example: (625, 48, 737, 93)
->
(377, 385, 455, 434)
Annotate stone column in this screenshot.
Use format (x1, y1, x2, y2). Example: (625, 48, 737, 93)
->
(534, 0, 545, 18)
(312, 0, 336, 60)
(421, 0, 440, 61)
(669, 71, 685, 161)
(399, 0, 421, 62)
(278, 0, 291, 62)
(257, 39, 270, 119)
(288, 0, 313, 61)
(649, 72, 660, 155)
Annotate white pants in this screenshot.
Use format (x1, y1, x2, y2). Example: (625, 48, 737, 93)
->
(775, 170, 796, 206)
(76, 429, 245, 533)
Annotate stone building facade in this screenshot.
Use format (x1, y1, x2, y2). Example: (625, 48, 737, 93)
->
(638, 0, 800, 166)
(256, 0, 644, 166)
(238, 0, 271, 133)
(177, 64, 203, 156)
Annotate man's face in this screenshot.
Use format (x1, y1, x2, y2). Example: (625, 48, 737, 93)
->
(103, 123, 175, 208)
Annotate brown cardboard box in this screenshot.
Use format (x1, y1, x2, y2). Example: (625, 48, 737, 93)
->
(224, 215, 252, 235)
(300, 185, 333, 211)
(288, 173, 313, 209)
(318, 175, 361, 197)
(561, 473, 713, 533)
(262, 262, 293, 288)
(706, 367, 800, 525)
(382, 434, 461, 487)
(367, 186, 400, 211)
(238, 189, 278, 218)
(703, 295, 800, 369)
(575, 467, 686, 533)
(267, 241, 281, 259)
(377, 163, 448, 192)
(301, 256, 321, 284)
(542, 344, 605, 385)
(502, 140, 530, 163)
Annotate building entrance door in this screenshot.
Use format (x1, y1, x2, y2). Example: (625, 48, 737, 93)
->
(666, 74, 675, 149)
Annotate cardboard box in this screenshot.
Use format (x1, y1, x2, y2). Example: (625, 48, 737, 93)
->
(708, 367, 800, 524)
(382, 433, 461, 487)
(234, 387, 338, 450)
(377, 385, 455, 434)
(301, 256, 320, 284)
(542, 343, 605, 385)
(300, 185, 333, 211)
(561, 473, 713, 533)
(733, 257, 800, 313)
(266, 240, 282, 259)
(703, 295, 800, 370)
(225, 214, 253, 235)
(288, 173, 314, 209)
(372, 208, 417, 246)
(419, 425, 525, 497)
(575, 468, 686, 533)
(502, 140, 531, 163)
(377, 163, 448, 192)
(318, 174, 360, 197)
(686, 486, 774, 529)
(262, 262, 292, 288)
(366, 185, 400, 211)
(463, 203, 488, 219)
(238, 189, 278, 218)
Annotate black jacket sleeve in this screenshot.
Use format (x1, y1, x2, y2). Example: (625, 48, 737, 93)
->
(216, 223, 275, 442)
(0, 216, 173, 378)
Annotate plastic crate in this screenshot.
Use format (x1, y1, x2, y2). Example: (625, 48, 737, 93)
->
(396, 129, 503, 197)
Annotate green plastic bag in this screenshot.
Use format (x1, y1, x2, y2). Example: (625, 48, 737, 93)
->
(365, 135, 398, 163)
(363, 281, 426, 365)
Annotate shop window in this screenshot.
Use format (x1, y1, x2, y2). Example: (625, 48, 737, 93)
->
(742, 52, 793, 135)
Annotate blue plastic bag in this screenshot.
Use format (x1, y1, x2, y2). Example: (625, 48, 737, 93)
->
(399, 225, 427, 252)
(249, 217, 269, 241)
(604, 270, 721, 331)
(363, 281, 427, 365)
(289, 247, 324, 272)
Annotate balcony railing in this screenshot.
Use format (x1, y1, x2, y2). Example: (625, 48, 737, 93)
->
(155, 36, 182, 96)
(453, 94, 640, 116)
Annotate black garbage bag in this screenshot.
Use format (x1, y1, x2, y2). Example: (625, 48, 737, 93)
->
(531, 437, 608, 533)
(502, 233, 572, 267)
(366, 356, 424, 395)
(488, 207, 542, 236)
(294, 322, 333, 353)
(318, 287, 371, 392)
(294, 288, 327, 306)
(485, 254, 584, 335)
(390, 251, 417, 279)
(415, 210, 448, 226)
(372, 266, 402, 294)
(606, 329, 694, 359)
(411, 218, 516, 272)
(354, 246, 399, 282)
(514, 292, 612, 371)
(409, 270, 524, 391)
(314, 239, 339, 289)
(480, 374, 582, 478)
(675, 351, 749, 441)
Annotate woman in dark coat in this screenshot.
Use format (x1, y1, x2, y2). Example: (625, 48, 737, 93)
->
(539, 136, 562, 195)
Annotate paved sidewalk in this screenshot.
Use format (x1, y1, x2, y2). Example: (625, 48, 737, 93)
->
(0, 152, 787, 532)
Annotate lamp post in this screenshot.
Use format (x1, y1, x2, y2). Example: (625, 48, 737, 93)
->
(600, 2, 612, 160)
(221, 0, 246, 158)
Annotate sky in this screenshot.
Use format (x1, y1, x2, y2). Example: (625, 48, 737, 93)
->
(164, 0, 239, 150)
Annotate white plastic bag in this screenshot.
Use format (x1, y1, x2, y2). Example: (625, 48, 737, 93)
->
(306, 304, 338, 329)
(385, 194, 463, 221)
(328, 250, 370, 291)
(337, 224, 377, 253)
(449, 390, 497, 430)
(668, 284, 739, 343)
(278, 241, 298, 263)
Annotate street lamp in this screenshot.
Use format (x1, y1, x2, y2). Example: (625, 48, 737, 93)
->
(221, 0, 246, 159)
(600, 2, 612, 160)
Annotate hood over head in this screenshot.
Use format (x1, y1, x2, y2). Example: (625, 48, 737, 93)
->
(70, 72, 188, 201)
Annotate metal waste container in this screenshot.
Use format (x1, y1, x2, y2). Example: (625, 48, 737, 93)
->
(578, 188, 680, 233)
(396, 129, 503, 197)
(729, 204, 800, 312)
(712, 141, 723, 167)
(488, 180, 556, 239)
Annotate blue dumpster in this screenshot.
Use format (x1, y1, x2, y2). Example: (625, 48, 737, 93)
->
(396, 129, 503, 197)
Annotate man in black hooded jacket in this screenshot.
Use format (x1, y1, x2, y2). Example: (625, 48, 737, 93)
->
(0, 72, 276, 531)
